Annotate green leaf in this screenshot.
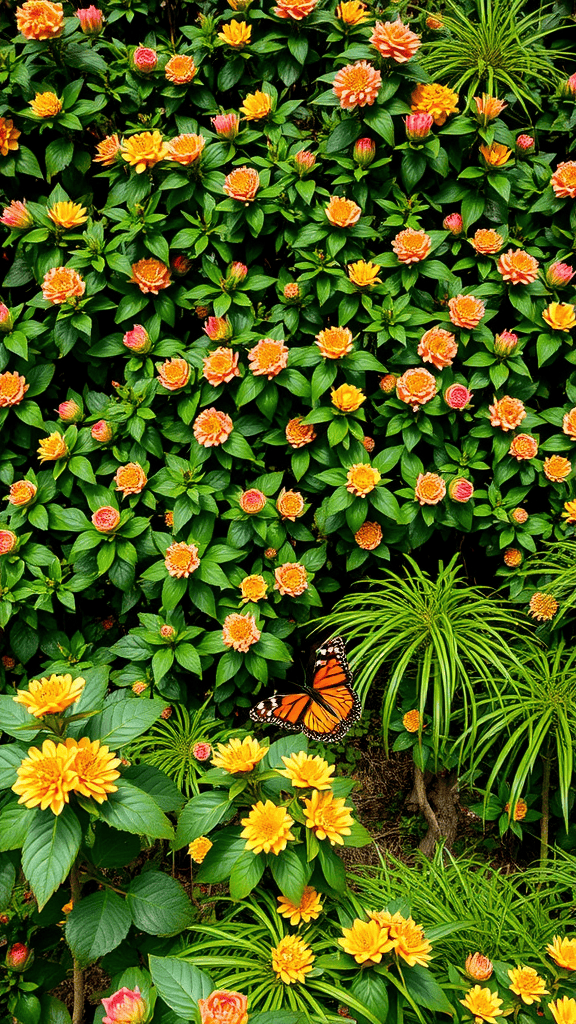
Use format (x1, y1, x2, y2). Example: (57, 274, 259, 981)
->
(462, 192, 485, 231)
(0, 803, 35, 851)
(88, 824, 141, 868)
(45, 139, 74, 178)
(98, 779, 174, 840)
(127, 870, 194, 935)
(326, 119, 362, 154)
(229, 849, 265, 898)
(148, 956, 213, 1019)
(0, 852, 16, 910)
(270, 848, 308, 904)
(195, 830, 246, 883)
(22, 806, 82, 910)
(38, 996, 71, 1024)
(402, 963, 454, 1014)
(317, 841, 346, 891)
(122, 765, 185, 812)
(0, 743, 27, 788)
(65, 889, 131, 967)
(174, 791, 233, 849)
(351, 970, 389, 1024)
(86, 697, 166, 747)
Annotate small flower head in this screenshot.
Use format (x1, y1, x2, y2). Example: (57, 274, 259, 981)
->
(504, 798, 527, 820)
(168, 133, 205, 166)
(130, 258, 171, 294)
(218, 19, 251, 46)
(277, 887, 323, 926)
(123, 324, 150, 354)
(449, 477, 473, 503)
(460, 986, 503, 1024)
(212, 736, 268, 773)
(397, 367, 437, 410)
(65, 736, 120, 803)
(509, 434, 538, 460)
(498, 249, 539, 286)
(212, 113, 239, 139)
(418, 326, 457, 369)
(91, 420, 113, 443)
(444, 383, 472, 410)
(240, 574, 268, 603)
(449, 294, 485, 329)
(405, 112, 434, 141)
(465, 954, 493, 981)
(114, 462, 147, 495)
(198, 991, 248, 1024)
(543, 455, 571, 482)
(241, 800, 295, 855)
(546, 262, 575, 288)
(193, 408, 234, 447)
(551, 162, 576, 199)
(205, 316, 233, 342)
(279, 751, 335, 789)
(0, 371, 28, 408)
(331, 383, 365, 412)
(316, 325, 353, 359)
(101, 987, 147, 1024)
(239, 488, 266, 514)
(543, 302, 576, 332)
(346, 463, 380, 497)
(516, 134, 534, 153)
(411, 82, 459, 126)
(188, 836, 213, 864)
(286, 417, 316, 448)
(93, 134, 122, 167)
(284, 282, 301, 299)
(473, 94, 507, 125)
(157, 357, 191, 391)
(561, 500, 576, 524)
(7, 480, 37, 507)
(37, 432, 67, 463)
(415, 472, 446, 505)
(508, 967, 548, 1005)
(362, 436, 375, 453)
(277, 488, 305, 521)
(392, 227, 431, 264)
(336, 0, 368, 23)
(355, 521, 382, 549)
(348, 260, 381, 288)
(529, 592, 558, 622)
(193, 742, 211, 761)
(352, 137, 376, 167)
(5, 943, 33, 971)
(132, 46, 157, 73)
(92, 507, 120, 533)
(248, 337, 288, 378)
(132, 682, 147, 695)
(489, 396, 526, 432)
(494, 330, 519, 357)
(274, 562, 308, 597)
(403, 709, 421, 732)
(303, 788, 353, 844)
(325, 195, 362, 227)
(273, 0, 318, 18)
(203, 347, 240, 386)
(164, 541, 200, 578)
(165, 54, 197, 84)
(16, 0, 64, 39)
(511, 507, 529, 524)
(480, 142, 513, 167)
(339, 918, 395, 964)
(546, 936, 576, 970)
(0, 119, 20, 158)
(58, 399, 82, 422)
(13, 674, 85, 718)
(504, 548, 523, 568)
(223, 166, 260, 202)
(333, 62, 382, 110)
(240, 91, 273, 120)
(294, 150, 316, 175)
(222, 613, 261, 652)
(12, 739, 79, 816)
(30, 92, 62, 118)
(563, 408, 576, 439)
(443, 212, 463, 234)
(42, 267, 85, 305)
(549, 998, 576, 1024)
(76, 6, 103, 34)
(379, 373, 398, 393)
(271, 935, 315, 984)
(0, 530, 18, 554)
(1, 200, 31, 229)
(370, 19, 421, 62)
(48, 201, 88, 230)
(470, 228, 503, 255)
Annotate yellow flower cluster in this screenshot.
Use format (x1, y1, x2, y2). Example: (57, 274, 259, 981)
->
(340, 909, 432, 967)
(12, 737, 121, 816)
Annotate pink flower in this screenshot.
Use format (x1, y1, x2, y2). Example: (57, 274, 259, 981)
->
(132, 47, 157, 73)
(58, 400, 82, 422)
(212, 113, 240, 139)
(405, 112, 433, 140)
(123, 324, 151, 353)
(353, 137, 376, 167)
(5, 943, 32, 971)
(516, 134, 534, 152)
(564, 72, 576, 96)
(0, 530, 18, 555)
(0, 304, 14, 333)
(193, 742, 211, 761)
(160, 624, 175, 638)
(294, 150, 316, 174)
(101, 986, 148, 1024)
(224, 262, 248, 288)
(494, 331, 519, 356)
(546, 262, 575, 288)
(444, 384, 472, 409)
(92, 506, 121, 533)
(443, 212, 463, 235)
(75, 5, 103, 34)
(91, 420, 112, 442)
(449, 477, 474, 502)
(1, 200, 32, 229)
(204, 316, 232, 341)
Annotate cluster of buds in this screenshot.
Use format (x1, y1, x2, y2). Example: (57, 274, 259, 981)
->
(515, 134, 534, 155)
(283, 282, 300, 302)
(353, 137, 375, 168)
(221, 261, 248, 291)
(494, 331, 519, 357)
(405, 112, 434, 142)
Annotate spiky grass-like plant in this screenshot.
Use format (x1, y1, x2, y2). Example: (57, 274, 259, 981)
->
(419, 0, 570, 110)
(519, 538, 576, 628)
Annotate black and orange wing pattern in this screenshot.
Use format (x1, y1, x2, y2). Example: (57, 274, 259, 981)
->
(249, 637, 362, 743)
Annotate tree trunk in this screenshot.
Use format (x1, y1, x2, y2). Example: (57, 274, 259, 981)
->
(407, 767, 460, 858)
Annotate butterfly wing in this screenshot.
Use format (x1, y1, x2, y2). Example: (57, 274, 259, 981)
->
(249, 691, 312, 733)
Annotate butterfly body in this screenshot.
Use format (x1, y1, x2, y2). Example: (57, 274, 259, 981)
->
(249, 636, 361, 743)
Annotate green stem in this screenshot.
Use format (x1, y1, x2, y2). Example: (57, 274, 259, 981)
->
(70, 865, 84, 1024)
(540, 740, 552, 865)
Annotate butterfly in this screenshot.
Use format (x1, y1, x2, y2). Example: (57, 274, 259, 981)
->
(249, 636, 362, 743)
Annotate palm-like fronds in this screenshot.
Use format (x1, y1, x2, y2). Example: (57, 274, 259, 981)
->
(320, 556, 534, 763)
(458, 643, 576, 825)
(418, 0, 570, 110)
(520, 539, 576, 627)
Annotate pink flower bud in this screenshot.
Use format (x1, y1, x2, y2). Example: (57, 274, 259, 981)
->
(224, 262, 248, 289)
(562, 73, 576, 97)
(0, 304, 14, 333)
(546, 261, 575, 288)
(516, 134, 534, 153)
(444, 383, 472, 409)
(57, 400, 82, 422)
(1, 200, 33, 229)
(75, 5, 103, 34)
(204, 316, 232, 341)
(0, 530, 18, 555)
(211, 113, 240, 140)
(284, 282, 300, 300)
(353, 137, 376, 168)
(123, 324, 151, 353)
(405, 112, 434, 141)
(294, 150, 316, 176)
(91, 420, 113, 443)
(5, 943, 32, 971)
(449, 477, 474, 503)
(170, 255, 192, 277)
(443, 212, 463, 235)
(160, 624, 175, 638)
(193, 741, 211, 761)
(132, 47, 157, 73)
(101, 986, 148, 1024)
(494, 331, 519, 357)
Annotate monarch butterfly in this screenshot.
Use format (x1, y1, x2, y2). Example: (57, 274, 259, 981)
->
(249, 636, 361, 742)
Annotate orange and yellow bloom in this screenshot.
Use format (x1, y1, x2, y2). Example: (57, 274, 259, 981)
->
(418, 327, 457, 369)
(303, 788, 354, 844)
(333, 61, 381, 110)
(13, 674, 85, 718)
(551, 162, 576, 199)
(392, 228, 431, 264)
(0, 372, 28, 407)
(0, 119, 21, 157)
(396, 367, 437, 410)
(193, 408, 234, 447)
(546, 936, 576, 970)
(346, 463, 380, 497)
(212, 736, 267, 773)
(223, 167, 260, 202)
(114, 462, 147, 495)
(325, 195, 361, 228)
(411, 82, 458, 125)
(460, 987, 503, 1024)
(415, 473, 446, 506)
(168, 133, 205, 165)
(165, 541, 200, 578)
(497, 249, 539, 285)
(241, 800, 295, 854)
(542, 302, 576, 331)
(274, 562, 308, 597)
(277, 887, 323, 925)
(316, 326, 353, 359)
(489, 395, 526, 432)
(240, 91, 272, 120)
(165, 54, 197, 84)
(48, 202, 88, 229)
(278, 751, 335, 789)
(331, 383, 365, 412)
(189, 837, 213, 864)
(37, 432, 67, 463)
(121, 131, 168, 173)
(248, 337, 288, 378)
(222, 612, 261, 651)
(130, 258, 172, 294)
(16, 0, 64, 39)
(42, 267, 85, 304)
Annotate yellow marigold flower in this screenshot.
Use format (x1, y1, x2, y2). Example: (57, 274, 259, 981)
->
(212, 736, 268, 773)
(561, 499, 576, 523)
(0, 118, 21, 157)
(16, 0, 64, 39)
(460, 986, 503, 1024)
(346, 463, 380, 498)
(543, 302, 576, 332)
(240, 574, 268, 603)
(274, 562, 308, 597)
(529, 592, 558, 622)
(411, 82, 458, 126)
(316, 326, 353, 359)
(403, 709, 420, 732)
(29, 92, 62, 118)
(480, 142, 512, 166)
(193, 408, 234, 447)
(278, 751, 335, 790)
(497, 249, 539, 285)
(303, 788, 353, 845)
(336, 0, 368, 24)
(277, 488, 305, 521)
(12, 739, 77, 816)
(248, 337, 289, 378)
(325, 195, 361, 227)
(240, 91, 273, 120)
(241, 799, 295, 855)
(465, 954, 494, 981)
(489, 395, 526, 432)
(331, 383, 365, 413)
(167, 133, 205, 166)
(37, 432, 67, 463)
(188, 836, 213, 863)
(415, 472, 446, 506)
(354, 521, 381, 550)
(547, 936, 576, 970)
(94, 134, 122, 167)
(333, 61, 382, 110)
(392, 228, 431, 264)
(397, 367, 437, 409)
(339, 918, 396, 964)
(388, 917, 432, 967)
(121, 131, 168, 173)
(0, 372, 28, 408)
(271, 934, 315, 983)
(418, 326, 457, 369)
(504, 548, 523, 568)
(285, 416, 316, 448)
(64, 737, 120, 803)
(277, 886, 323, 926)
(543, 455, 571, 482)
(48, 202, 88, 229)
(348, 260, 381, 287)
(13, 674, 85, 718)
(218, 20, 252, 47)
(551, 162, 576, 199)
(470, 228, 503, 255)
(164, 541, 200, 578)
(550, 998, 576, 1024)
(165, 54, 197, 84)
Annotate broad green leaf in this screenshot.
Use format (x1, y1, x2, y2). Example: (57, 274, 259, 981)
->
(22, 806, 82, 910)
(98, 779, 174, 840)
(127, 870, 194, 935)
(148, 956, 212, 1019)
(65, 889, 131, 966)
(86, 697, 167, 747)
(174, 791, 234, 849)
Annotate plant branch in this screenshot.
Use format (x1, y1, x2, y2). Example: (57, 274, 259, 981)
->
(70, 865, 84, 1024)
